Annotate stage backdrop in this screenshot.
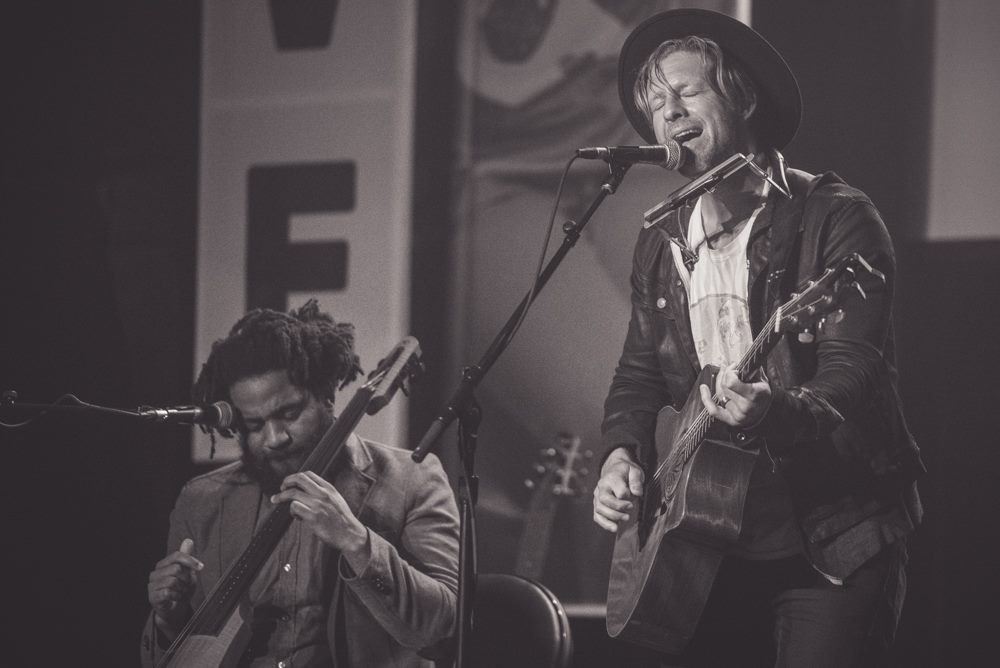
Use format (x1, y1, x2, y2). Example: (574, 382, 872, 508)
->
(194, 1, 416, 461)
(451, 0, 743, 612)
(927, 0, 1000, 240)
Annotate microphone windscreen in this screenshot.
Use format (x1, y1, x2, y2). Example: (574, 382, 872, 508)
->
(212, 401, 235, 429)
(661, 139, 684, 170)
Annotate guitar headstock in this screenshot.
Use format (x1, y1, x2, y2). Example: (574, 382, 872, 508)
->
(364, 336, 424, 415)
(775, 253, 885, 342)
(524, 432, 592, 497)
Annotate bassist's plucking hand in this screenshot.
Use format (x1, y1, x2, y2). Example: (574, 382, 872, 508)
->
(147, 537, 203, 638)
(593, 447, 645, 532)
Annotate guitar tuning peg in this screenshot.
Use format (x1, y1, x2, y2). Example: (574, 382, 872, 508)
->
(524, 479, 536, 490)
(798, 329, 815, 343)
(534, 463, 547, 475)
(827, 309, 845, 324)
(542, 447, 558, 459)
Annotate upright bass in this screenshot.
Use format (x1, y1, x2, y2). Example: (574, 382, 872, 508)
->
(155, 337, 423, 668)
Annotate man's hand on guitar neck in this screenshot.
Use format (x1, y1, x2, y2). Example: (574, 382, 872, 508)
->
(271, 471, 373, 576)
(699, 363, 772, 430)
(592, 447, 645, 533)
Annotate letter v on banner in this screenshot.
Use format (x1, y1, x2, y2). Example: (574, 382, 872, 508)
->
(246, 162, 355, 311)
(268, 0, 339, 51)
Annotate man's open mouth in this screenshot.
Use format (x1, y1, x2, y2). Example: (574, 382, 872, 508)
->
(672, 127, 702, 144)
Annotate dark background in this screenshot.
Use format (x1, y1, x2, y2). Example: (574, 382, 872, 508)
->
(2, 1, 997, 666)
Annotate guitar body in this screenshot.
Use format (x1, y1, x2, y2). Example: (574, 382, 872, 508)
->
(158, 598, 252, 668)
(606, 367, 757, 654)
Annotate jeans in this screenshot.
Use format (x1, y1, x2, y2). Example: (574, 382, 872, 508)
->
(662, 544, 905, 668)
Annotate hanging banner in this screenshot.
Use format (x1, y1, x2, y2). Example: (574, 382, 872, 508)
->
(195, 1, 416, 461)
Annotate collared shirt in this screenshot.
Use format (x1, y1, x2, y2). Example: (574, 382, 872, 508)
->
(243, 494, 338, 668)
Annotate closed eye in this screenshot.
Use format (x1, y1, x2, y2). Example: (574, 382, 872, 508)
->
(242, 419, 263, 433)
(280, 406, 303, 421)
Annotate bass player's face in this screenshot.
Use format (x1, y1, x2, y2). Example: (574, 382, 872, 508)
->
(230, 370, 334, 483)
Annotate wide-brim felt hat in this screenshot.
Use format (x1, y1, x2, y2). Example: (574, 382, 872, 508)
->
(619, 8, 802, 149)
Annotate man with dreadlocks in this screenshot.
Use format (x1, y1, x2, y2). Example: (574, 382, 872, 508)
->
(140, 300, 459, 668)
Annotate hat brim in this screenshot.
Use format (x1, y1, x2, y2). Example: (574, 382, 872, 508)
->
(619, 9, 801, 149)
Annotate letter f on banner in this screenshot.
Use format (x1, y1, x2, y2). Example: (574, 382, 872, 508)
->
(246, 162, 355, 311)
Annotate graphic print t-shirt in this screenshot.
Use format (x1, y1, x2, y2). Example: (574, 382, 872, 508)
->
(671, 190, 803, 560)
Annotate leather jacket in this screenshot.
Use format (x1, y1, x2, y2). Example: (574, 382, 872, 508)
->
(601, 150, 923, 578)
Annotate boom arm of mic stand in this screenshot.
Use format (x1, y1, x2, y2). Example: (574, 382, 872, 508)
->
(411, 161, 632, 462)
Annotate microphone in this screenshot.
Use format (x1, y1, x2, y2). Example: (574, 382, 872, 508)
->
(138, 401, 235, 429)
(576, 141, 684, 169)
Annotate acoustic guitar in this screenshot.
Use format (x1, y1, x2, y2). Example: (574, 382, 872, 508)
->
(605, 253, 883, 653)
(155, 337, 423, 668)
(515, 432, 591, 581)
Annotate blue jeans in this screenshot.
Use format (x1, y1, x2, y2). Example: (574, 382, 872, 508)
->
(662, 544, 905, 668)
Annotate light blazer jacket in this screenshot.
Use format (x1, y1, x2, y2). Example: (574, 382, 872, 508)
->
(140, 435, 459, 667)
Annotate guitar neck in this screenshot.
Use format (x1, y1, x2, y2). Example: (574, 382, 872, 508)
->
(657, 310, 783, 485)
(514, 479, 559, 580)
(735, 309, 782, 383)
(514, 433, 585, 582)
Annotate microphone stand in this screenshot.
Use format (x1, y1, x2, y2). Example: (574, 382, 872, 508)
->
(0, 390, 224, 428)
(0, 389, 148, 426)
(412, 160, 633, 668)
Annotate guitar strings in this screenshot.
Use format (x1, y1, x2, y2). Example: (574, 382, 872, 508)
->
(645, 266, 844, 501)
(651, 306, 782, 490)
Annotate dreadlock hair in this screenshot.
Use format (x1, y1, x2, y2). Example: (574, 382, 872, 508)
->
(192, 299, 363, 444)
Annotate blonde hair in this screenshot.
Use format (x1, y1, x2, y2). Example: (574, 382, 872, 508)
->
(633, 36, 759, 137)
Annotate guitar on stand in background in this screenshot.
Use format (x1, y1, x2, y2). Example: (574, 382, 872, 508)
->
(513, 432, 661, 668)
(515, 432, 591, 585)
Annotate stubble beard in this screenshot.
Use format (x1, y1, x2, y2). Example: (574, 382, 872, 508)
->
(239, 411, 334, 494)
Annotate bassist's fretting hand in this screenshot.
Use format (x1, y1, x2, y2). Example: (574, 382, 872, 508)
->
(147, 538, 203, 638)
(270, 470, 373, 575)
(593, 448, 645, 533)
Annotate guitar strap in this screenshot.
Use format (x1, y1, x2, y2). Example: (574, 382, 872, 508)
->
(764, 170, 846, 311)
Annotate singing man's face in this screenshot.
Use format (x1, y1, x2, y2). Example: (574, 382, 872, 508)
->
(230, 370, 334, 484)
(642, 49, 756, 176)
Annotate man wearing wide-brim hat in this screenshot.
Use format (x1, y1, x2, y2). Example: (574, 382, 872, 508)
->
(592, 9, 923, 667)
